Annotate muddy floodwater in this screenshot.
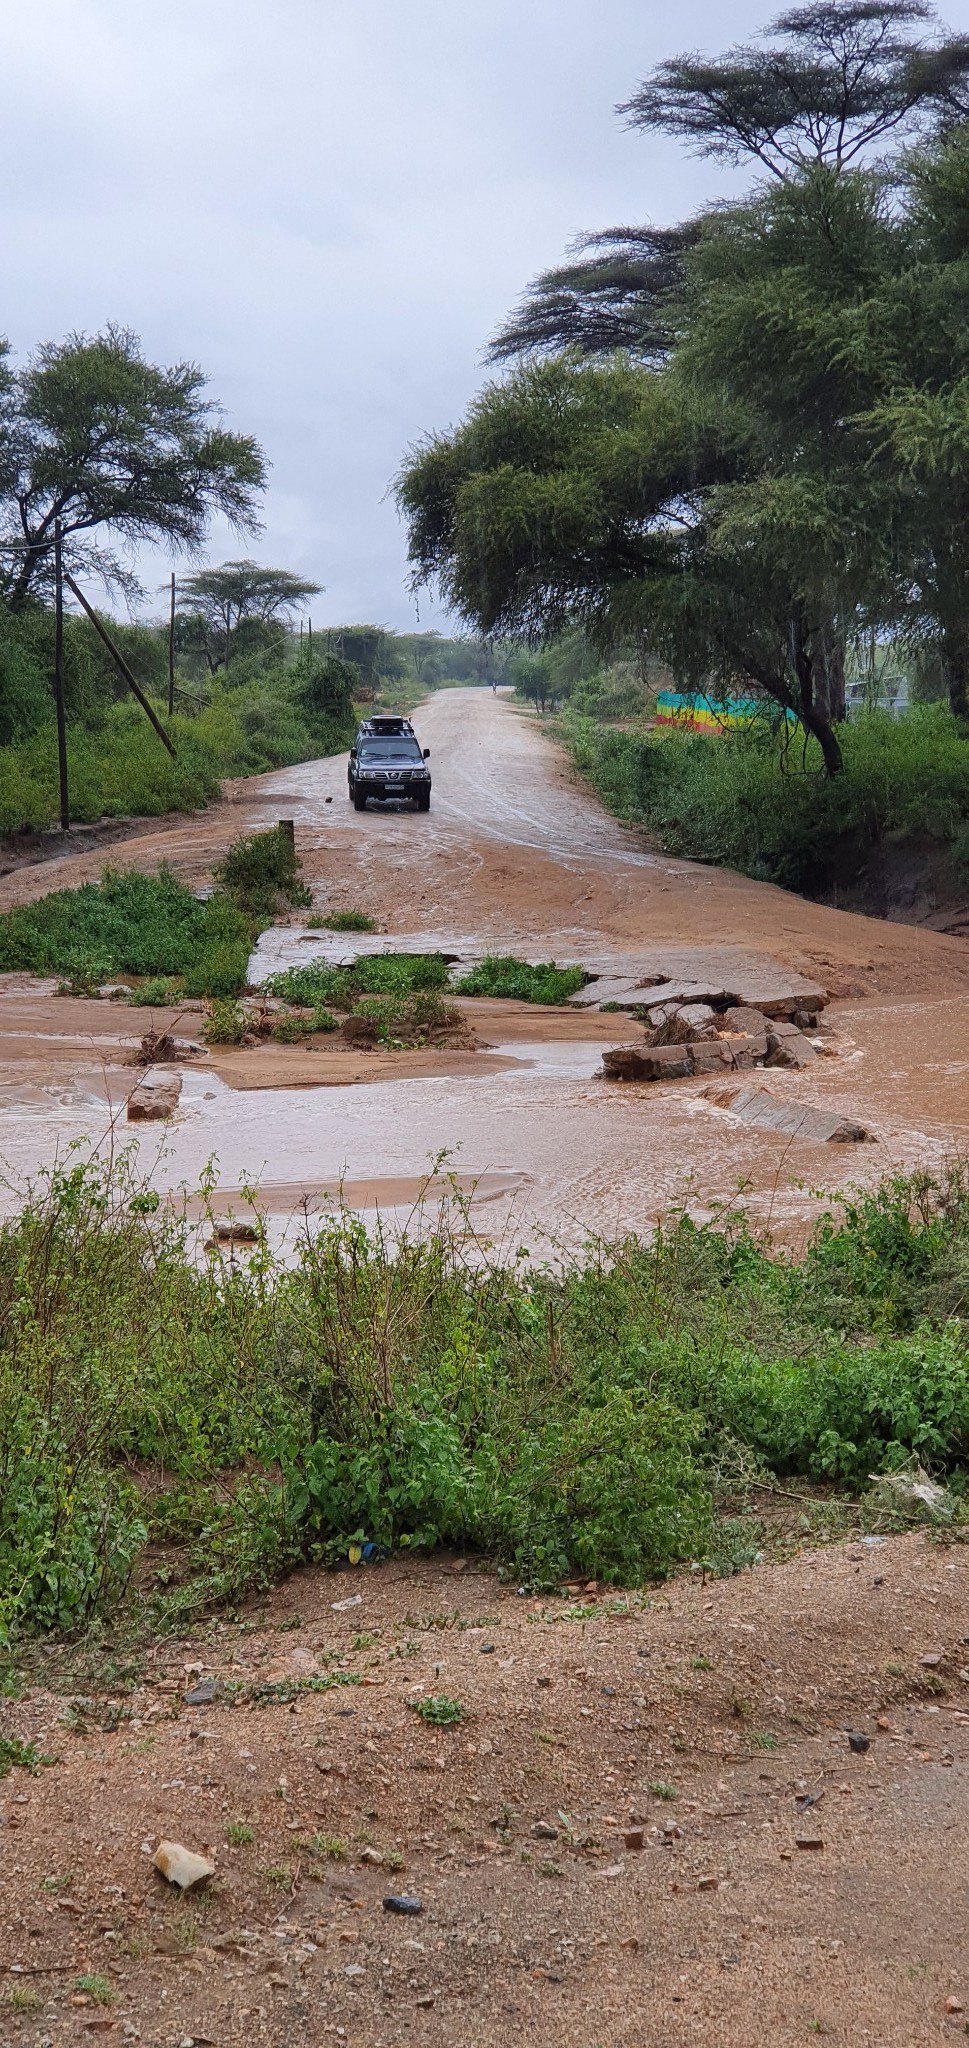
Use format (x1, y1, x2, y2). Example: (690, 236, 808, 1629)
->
(2, 689, 969, 1252)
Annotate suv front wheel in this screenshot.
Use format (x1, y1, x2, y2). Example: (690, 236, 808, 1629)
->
(353, 788, 368, 811)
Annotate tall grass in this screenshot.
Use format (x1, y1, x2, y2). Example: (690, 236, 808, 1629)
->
(3, 1155, 969, 1638)
(563, 705, 969, 895)
(0, 691, 356, 836)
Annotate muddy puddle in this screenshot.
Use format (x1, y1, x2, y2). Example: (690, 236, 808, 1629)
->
(0, 992, 965, 1257)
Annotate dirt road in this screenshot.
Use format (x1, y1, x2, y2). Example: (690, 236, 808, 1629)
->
(4, 1537, 969, 2048)
(5, 688, 969, 994)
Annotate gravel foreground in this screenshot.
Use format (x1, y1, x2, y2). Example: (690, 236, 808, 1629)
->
(1, 1534, 968, 2047)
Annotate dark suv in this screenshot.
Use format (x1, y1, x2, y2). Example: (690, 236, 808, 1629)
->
(348, 716, 432, 811)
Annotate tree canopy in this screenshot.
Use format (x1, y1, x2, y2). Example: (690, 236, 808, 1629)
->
(0, 326, 266, 610)
(490, 1, 969, 367)
(622, 1, 969, 178)
(178, 560, 321, 673)
(401, 0, 969, 774)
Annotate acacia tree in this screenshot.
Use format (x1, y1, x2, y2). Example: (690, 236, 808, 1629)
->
(622, 0, 969, 178)
(178, 561, 322, 673)
(844, 130, 969, 715)
(404, 160, 917, 771)
(397, 351, 868, 773)
(0, 326, 266, 609)
(490, 1, 969, 365)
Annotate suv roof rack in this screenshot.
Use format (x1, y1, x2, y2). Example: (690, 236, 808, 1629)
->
(356, 715, 415, 738)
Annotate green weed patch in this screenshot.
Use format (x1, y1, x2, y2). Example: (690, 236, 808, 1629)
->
(262, 953, 450, 1009)
(3, 1156, 969, 1639)
(454, 956, 588, 1004)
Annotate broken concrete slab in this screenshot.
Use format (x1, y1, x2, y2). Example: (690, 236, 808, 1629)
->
(602, 1044, 692, 1081)
(566, 978, 644, 1010)
(703, 1084, 871, 1143)
(687, 1042, 741, 1076)
(722, 1005, 771, 1038)
(654, 1002, 720, 1045)
(765, 1027, 818, 1068)
(126, 1071, 182, 1121)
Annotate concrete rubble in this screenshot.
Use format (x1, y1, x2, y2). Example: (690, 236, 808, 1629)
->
(126, 1069, 182, 1121)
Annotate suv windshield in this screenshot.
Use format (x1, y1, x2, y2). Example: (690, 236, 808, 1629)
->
(358, 740, 422, 761)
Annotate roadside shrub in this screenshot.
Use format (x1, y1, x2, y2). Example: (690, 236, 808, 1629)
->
(127, 976, 184, 1007)
(562, 704, 969, 897)
(455, 956, 588, 1003)
(309, 910, 376, 932)
(0, 867, 253, 987)
(214, 825, 310, 916)
(349, 990, 459, 1044)
(482, 1393, 712, 1583)
(202, 999, 247, 1045)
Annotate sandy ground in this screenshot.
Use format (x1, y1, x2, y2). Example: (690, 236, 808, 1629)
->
(4, 694, 969, 2046)
(4, 1539, 969, 2048)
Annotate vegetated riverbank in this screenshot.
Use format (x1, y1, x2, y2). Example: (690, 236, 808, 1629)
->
(4, 1150, 969, 1644)
(562, 705, 969, 924)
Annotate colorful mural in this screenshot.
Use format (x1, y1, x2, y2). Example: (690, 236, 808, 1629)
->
(654, 690, 795, 733)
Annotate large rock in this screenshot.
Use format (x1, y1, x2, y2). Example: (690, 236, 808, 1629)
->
(127, 1071, 182, 1121)
(602, 1044, 692, 1081)
(703, 1084, 871, 1143)
(688, 1042, 739, 1076)
(153, 1840, 215, 1890)
(722, 1005, 771, 1038)
(765, 1021, 817, 1068)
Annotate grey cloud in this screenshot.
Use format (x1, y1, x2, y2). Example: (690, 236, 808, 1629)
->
(2, 0, 815, 627)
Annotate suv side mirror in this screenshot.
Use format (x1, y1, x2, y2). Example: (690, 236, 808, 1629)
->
(350, 747, 356, 758)
(423, 748, 430, 759)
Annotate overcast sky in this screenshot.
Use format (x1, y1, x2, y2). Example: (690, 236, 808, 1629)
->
(3, 0, 951, 632)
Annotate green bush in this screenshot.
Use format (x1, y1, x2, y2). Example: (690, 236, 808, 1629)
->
(350, 990, 458, 1043)
(263, 953, 450, 1010)
(455, 956, 588, 1004)
(214, 825, 311, 916)
(308, 910, 376, 932)
(202, 1000, 247, 1045)
(6, 1155, 969, 1636)
(0, 867, 254, 995)
(562, 704, 969, 896)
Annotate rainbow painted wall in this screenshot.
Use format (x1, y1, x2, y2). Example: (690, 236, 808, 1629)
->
(654, 690, 795, 733)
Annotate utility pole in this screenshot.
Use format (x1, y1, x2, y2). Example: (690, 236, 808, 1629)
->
(168, 571, 176, 715)
(53, 520, 69, 830)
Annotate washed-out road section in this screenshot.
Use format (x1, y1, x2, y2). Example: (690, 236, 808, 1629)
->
(1, 688, 969, 1246)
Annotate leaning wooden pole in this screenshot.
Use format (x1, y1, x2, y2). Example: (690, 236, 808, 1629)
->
(53, 521, 70, 829)
(62, 572, 177, 758)
(168, 571, 176, 716)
